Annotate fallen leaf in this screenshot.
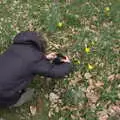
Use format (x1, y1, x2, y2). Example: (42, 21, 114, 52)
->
(69, 72, 82, 86)
(108, 74, 120, 81)
(116, 74, 120, 80)
(69, 79, 81, 86)
(55, 106, 60, 113)
(88, 79, 95, 89)
(115, 101, 120, 106)
(49, 92, 59, 103)
(111, 105, 120, 113)
(86, 87, 99, 104)
(97, 111, 109, 120)
(48, 110, 54, 118)
(108, 74, 115, 81)
(71, 114, 77, 120)
(99, 115, 109, 120)
(108, 105, 120, 117)
(61, 105, 78, 111)
(95, 81, 104, 88)
(84, 72, 92, 79)
(30, 105, 37, 116)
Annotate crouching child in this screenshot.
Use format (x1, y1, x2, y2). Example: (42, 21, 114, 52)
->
(0, 31, 72, 107)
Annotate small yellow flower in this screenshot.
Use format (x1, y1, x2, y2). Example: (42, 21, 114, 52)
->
(88, 64, 94, 70)
(104, 7, 110, 12)
(57, 22, 63, 28)
(85, 47, 90, 53)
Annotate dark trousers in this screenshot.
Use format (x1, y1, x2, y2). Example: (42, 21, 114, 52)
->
(0, 89, 25, 108)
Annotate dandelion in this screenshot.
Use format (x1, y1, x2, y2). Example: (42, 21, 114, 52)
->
(104, 7, 110, 12)
(57, 22, 63, 28)
(85, 47, 90, 53)
(104, 7, 110, 16)
(88, 64, 94, 70)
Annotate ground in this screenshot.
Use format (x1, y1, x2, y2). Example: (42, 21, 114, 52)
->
(0, 0, 120, 120)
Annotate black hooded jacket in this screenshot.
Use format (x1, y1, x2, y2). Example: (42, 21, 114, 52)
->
(0, 31, 72, 107)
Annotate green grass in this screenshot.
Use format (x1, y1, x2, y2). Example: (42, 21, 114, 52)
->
(0, 0, 120, 120)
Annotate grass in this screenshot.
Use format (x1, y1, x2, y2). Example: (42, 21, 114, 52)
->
(0, 0, 120, 120)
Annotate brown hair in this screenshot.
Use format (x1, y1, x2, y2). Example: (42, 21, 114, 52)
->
(37, 32, 47, 53)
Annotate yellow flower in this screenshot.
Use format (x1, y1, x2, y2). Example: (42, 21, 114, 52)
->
(85, 47, 90, 53)
(88, 64, 94, 70)
(104, 7, 110, 12)
(57, 22, 63, 28)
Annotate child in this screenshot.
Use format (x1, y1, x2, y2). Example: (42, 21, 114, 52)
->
(0, 31, 72, 107)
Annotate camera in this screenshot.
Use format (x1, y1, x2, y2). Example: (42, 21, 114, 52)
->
(53, 53, 66, 64)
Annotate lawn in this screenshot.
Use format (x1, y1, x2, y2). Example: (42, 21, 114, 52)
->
(0, 0, 120, 120)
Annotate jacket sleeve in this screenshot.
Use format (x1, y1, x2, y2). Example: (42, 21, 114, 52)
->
(32, 58, 72, 78)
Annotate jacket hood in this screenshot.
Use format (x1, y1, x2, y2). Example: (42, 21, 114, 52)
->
(13, 31, 46, 51)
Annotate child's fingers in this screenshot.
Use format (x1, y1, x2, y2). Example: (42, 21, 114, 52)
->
(61, 56, 70, 63)
(50, 52, 57, 59)
(46, 52, 57, 60)
(51, 52, 57, 57)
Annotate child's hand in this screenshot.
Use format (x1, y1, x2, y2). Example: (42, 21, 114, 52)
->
(46, 52, 57, 60)
(61, 56, 71, 63)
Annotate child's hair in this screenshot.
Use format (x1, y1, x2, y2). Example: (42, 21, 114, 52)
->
(13, 31, 47, 53)
(36, 32, 47, 53)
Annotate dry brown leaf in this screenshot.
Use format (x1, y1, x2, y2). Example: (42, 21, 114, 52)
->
(116, 74, 120, 80)
(108, 74, 115, 81)
(111, 105, 120, 113)
(115, 101, 120, 106)
(71, 114, 77, 120)
(95, 81, 104, 88)
(97, 111, 109, 120)
(99, 115, 109, 120)
(86, 79, 100, 104)
(61, 105, 78, 111)
(108, 106, 116, 116)
(69, 72, 82, 86)
(108, 74, 120, 82)
(86, 92, 99, 103)
(112, 46, 120, 54)
(108, 105, 120, 117)
(86, 88, 99, 103)
(84, 72, 92, 79)
(88, 79, 95, 89)
(30, 105, 37, 116)
(69, 79, 81, 86)
(49, 92, 59, 103)
(92, 16, 98, 21)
